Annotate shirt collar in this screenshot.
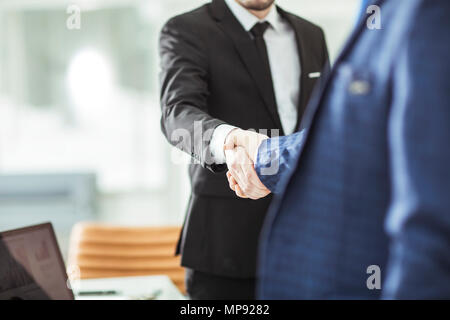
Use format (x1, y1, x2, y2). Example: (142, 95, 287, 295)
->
(224, 0, 281, 32)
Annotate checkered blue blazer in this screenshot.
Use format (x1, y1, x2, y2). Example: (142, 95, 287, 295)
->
(255, 0, 450, 299)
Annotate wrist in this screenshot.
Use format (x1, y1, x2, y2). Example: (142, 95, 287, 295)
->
(223, 128, 240, 153)
(253, 136, 268, 163)
(211, 124, 237, 164)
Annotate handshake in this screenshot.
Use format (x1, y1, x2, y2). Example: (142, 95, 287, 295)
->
(223, 129, 271, 200)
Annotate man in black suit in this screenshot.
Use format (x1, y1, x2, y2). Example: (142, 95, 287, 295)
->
(159, 0, 329, 299)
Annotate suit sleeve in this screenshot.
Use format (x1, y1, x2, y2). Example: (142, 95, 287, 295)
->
(255, 131, 306, 194)
(159, 17, 227, 172)
(383, 1, 450, 299)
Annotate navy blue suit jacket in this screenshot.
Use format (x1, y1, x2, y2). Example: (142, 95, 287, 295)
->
(255, 0, 450, 299)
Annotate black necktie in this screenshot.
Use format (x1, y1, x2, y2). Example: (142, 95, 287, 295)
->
(250, 22, 279, 123)
(250, 22, 272, 79)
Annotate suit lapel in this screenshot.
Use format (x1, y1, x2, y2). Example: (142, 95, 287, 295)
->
(299, 0, 387, 134)
(283, 0, 388, 177)
(211, 0, 284, 132)
(261, 0, 389, 234)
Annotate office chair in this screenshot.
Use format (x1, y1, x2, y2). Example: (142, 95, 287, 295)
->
(67, 222, 185, 293)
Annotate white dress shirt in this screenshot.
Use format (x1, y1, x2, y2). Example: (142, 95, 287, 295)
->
(210, 0, 301, 164)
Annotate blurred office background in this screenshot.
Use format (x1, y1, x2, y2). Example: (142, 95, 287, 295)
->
(0, 0, 360, 259)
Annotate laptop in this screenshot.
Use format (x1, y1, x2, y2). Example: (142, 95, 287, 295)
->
(0, 223, 74, 300)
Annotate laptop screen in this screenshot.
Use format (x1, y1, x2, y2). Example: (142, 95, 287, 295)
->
(0, 223, 74, 300)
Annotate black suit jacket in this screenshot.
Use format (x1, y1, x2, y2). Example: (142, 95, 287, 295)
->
(159, 0, 329, 278)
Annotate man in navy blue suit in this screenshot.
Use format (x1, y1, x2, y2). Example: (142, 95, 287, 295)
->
(223, 0, 450, 299)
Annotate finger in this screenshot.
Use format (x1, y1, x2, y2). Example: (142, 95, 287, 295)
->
(227, 171, 238, 190)
(224, 141, 235, 151)
(248, 189, 271, 200)
(225, 150, 248, 191)
(234, 184, 249, 199)
(224, 129, 239, 151)
(230, 167, 268, 200)
(234, 149, 263, 197)
(229, 170, 249, 198)
(240, 162, 269, 196)
(230, 167, 247, 193)
(230, 176, 238, 188)
(249, 171, 270, 193)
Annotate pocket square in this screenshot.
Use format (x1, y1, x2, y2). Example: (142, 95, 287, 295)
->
(308, 72, 321, 79)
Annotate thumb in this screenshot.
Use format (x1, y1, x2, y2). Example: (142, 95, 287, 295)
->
(223, 129, 239, 151)
(223, 140, 235, 151)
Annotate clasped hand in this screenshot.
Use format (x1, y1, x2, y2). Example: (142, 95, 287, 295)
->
(223, 129, 271, 200)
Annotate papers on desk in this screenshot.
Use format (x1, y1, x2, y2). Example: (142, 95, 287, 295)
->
(71, 275, 186, 300)
(76, 289, 162, 300)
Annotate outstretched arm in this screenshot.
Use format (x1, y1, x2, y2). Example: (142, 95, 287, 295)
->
(254, 131, 306, 194)
(225, 130, 306, 199)
(159, 17, 227, 172)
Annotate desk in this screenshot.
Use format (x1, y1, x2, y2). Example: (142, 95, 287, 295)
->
(72, 275, 186, 300)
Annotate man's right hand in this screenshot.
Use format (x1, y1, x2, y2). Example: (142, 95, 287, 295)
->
(223, 128, 269, 163)
(225, 146, 271, 200)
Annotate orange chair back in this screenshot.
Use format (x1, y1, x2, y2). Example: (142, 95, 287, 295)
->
(67, 223, 185, 293)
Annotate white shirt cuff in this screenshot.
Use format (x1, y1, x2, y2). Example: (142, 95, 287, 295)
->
(210, 124, 237, 164)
